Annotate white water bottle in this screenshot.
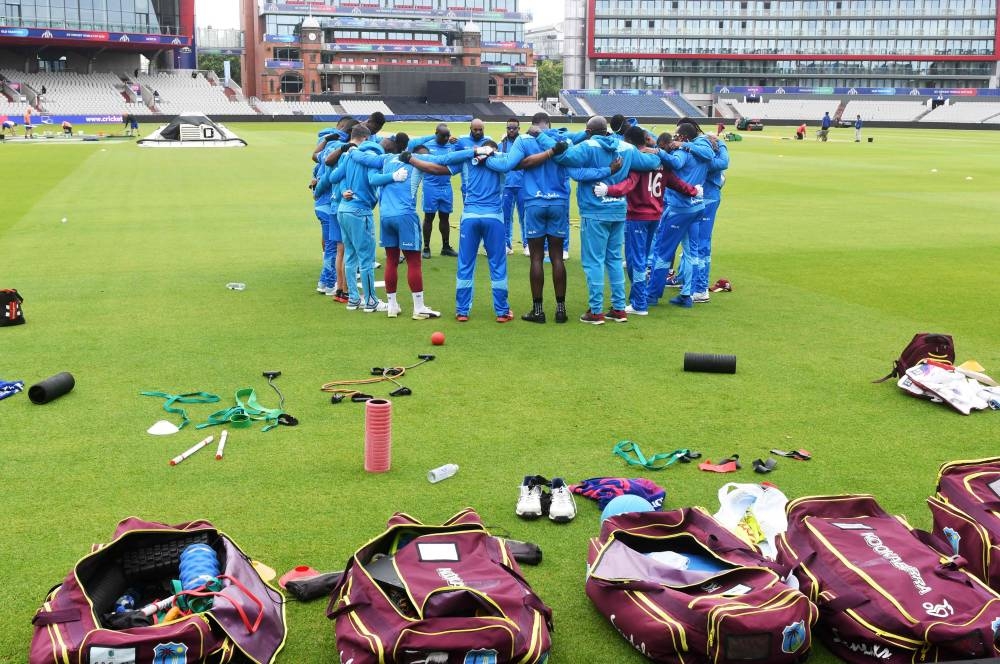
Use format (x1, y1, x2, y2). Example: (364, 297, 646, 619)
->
(427, 464, 458, 483)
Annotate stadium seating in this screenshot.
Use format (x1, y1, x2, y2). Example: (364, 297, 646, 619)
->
(730, 99, 839, 120)
(842, 100, 927, 122)
(0, 69, 148, 115)
(562, 95, 591, 117)
(666, 95, 706, 118)
(919, 102, 1000, 123)
(0, 100, 35, 118)
(139, 72, 257, 115)
(255, 100, 337, 115)
(501, 100, 550, 118)
(577, 94, 680, 119)
(340, 99, 394, 116)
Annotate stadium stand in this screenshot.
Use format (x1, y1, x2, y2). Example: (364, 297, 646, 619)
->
(502, 100, 550, 118)
(730, 99, 839, 120)
(339, 99, 394, 116)
(381, 99, 486, 117)
(842, 100, 927, 122)
(582, 95, 679, 119)
(562, 95, 591, 117)
(666, 95, 706, 118)
(254, 100, 338, 115)
(138, 72, 256, 115)
(919, 101, 1000, 123)
(0, 70, 146, 115)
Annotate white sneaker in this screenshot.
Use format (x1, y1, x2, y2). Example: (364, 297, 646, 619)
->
(624, 304, 649, 316)
(412, 306, 441, 320)
(515, 476, 544, 519)
(316, 285, 334, 295)
(692, 291, 710, 303)
(548, 478, 577, 523)
(506, 246, 514, 255)
(373, 261, 382, 270)
(387, 302, 402, 318)
(363, 300, 388, 313)
(522, 245, 530, 257)
(562, 250, 570, 261)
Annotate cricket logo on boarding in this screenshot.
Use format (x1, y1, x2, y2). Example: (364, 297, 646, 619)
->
(152, 642, 188, 664)
(781, 620, 807, 653)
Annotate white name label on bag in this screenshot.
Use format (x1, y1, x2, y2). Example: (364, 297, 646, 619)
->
(831, 522, 873, 530)
(417, 542, 459, 562)
(90, 647, 136, 664)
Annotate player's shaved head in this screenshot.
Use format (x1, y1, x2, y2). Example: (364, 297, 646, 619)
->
(470, 118, 485, 140)
(350, 124, 371, 142)
(587, 116, 608, 135)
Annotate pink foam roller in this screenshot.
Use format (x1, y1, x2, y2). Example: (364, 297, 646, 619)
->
(364, 399, 392, 472)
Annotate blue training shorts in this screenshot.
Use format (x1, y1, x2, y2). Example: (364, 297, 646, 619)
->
(315, 207, 341, 243)
(380, 212, 422, 251)
(422, 184, 453, 214)
(524, 203, 569, 240)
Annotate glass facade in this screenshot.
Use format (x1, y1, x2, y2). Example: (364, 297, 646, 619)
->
(1, 0, 181, 34)
(254, 0, 534, 99)
(584, 0, 998, 91)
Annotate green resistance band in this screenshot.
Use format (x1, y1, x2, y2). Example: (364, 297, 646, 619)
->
(197, 387, 283, 432)
(613, 440, 700, 471)
(140, 391, 221, 430)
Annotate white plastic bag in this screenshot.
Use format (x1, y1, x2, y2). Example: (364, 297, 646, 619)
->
(713, 482, 789, 560)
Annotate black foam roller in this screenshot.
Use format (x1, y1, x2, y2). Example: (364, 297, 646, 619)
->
(28, 372, 75, 404)
(684, 353, 736, 374)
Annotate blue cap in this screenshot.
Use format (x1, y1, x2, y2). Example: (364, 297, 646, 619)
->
(317, 128, 337, 139)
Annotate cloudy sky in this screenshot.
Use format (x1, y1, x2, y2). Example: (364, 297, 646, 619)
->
(194, 0, 564, 29)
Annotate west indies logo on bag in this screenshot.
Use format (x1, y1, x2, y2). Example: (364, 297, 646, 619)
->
(782, 621, 807, 653)
(152, 642, 188, 664)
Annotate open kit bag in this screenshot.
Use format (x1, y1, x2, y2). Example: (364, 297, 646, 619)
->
(586, 507, 817, 663)
(29, 517, 286, 664)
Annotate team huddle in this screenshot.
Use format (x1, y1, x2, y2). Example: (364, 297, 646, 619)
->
(309, 110, 729, 324)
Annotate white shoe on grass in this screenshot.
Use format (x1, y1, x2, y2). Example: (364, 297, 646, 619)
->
(413, 307, 441, 320)
(549, 478, 577, 523)
(387, 302, 402, 318)
(364, 300, 388, 313)
(516, 477, 544, 519)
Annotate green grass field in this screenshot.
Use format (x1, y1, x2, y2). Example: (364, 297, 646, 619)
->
(3, 121, 1000, 663)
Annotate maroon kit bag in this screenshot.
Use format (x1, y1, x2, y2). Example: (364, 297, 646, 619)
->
(777, 494, 1000, 663)
(874, 333, 955, 383)
(29, 517, 287, 664)
(928, 456, 1000, 589)
(328, 508, 553, 664)
(586, 507, 817, 663)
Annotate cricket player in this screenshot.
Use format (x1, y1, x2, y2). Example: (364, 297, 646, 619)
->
(483, 112, 590, 323)
(498, 118, 525, 255)
(324, 124, 407, 313)
(346, 135, 443, 321)
(410, 124, 459, 258)
(405, 142, 513, 323)
(647, 122, 714, 308)
(605, 126, 701, 315)
(539, 115, 663, 324)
